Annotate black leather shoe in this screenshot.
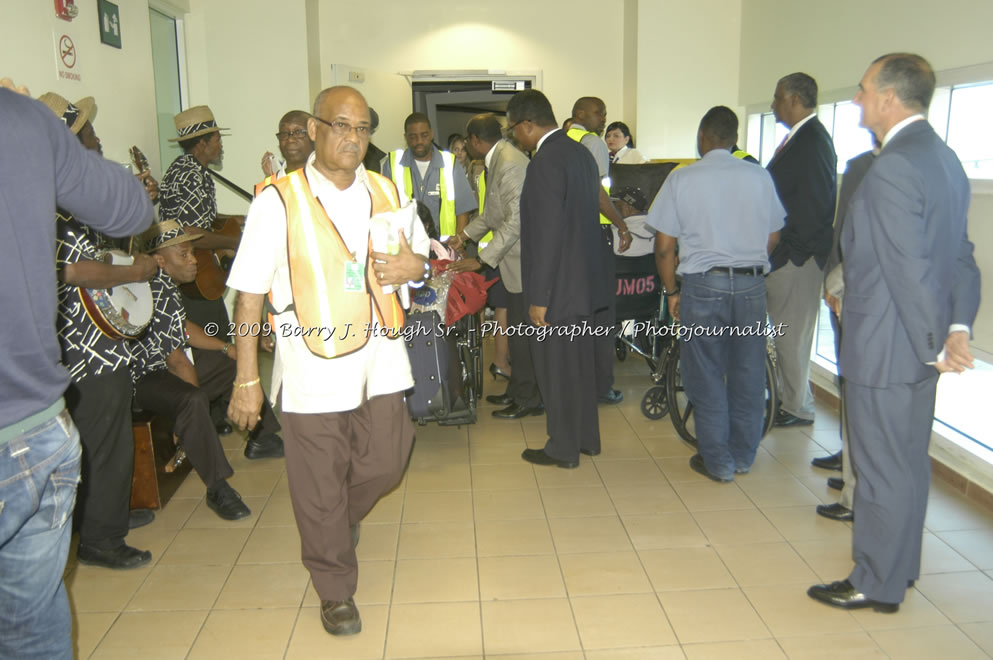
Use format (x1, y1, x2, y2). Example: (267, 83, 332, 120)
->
(812, 450, 842, 470)
(521, 448, 578, 469)
(77, 543, 152, 570)
(598, 389, 624, 404)
(689, 454, 733, 483)
(486, 392, 514, 406)
(775, 411, 814, 428)
(827, 477, 845, 491)
(321, 597, 362, 635)
(215, 422, 233, 435)
(807, 580, 898, 613)
(816, 502, 854, 522)
(245, 433, 284, 459)
(489, 363, 511, 381)
(493, 403, 544, 419)
(128, 508, 155, 530)
(580, 448, 600, 456)
(206, 481, 251, 520)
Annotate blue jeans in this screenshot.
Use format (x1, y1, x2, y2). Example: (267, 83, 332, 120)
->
(0, 408, 81, 660)
(680, 272, 767, 479)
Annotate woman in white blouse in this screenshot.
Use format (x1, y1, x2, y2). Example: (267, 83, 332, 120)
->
(605, 121, 647, 164)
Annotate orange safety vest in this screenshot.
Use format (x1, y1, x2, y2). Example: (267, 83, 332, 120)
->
(254, 174, 278, 198)
(266, 169, 406, 359)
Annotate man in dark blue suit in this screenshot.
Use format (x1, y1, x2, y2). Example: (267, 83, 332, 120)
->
(808, 53, 981, 612)
(508, 89, 611, 469)
(765, 73, 837, 428)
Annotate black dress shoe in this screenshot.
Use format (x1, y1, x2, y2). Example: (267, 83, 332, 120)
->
(816, 502, 854, 522)
(206, 481, 251, 520)
(812, 450, 843, 470)
(807, 580, 898, 613)
(128, 508, 155, 530)
(580, 448, 600, 456)
(598, 389, 624, 404)
(321, 598, 362, 635)
(215, 422, 233, 435)
(77, 543, 152, 569)
(775, 411, 814, 428)
(493, 403, 544, 419)
(521, 448, 578, 469)
(689, 454, 733, 483)
(245, 433, 285, 459)
(827, 477, 845, 491)
(486, 392, 514, 406)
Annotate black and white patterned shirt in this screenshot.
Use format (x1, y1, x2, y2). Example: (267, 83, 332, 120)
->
(160, 153, 216, 230)
(56, 213, 133, 383)
(130, 270, 189, 383)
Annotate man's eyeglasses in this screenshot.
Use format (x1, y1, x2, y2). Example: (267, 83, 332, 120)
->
(311, 116, 371, 138)
(275, 129, 308, 141)
(504, 119, 527, 138)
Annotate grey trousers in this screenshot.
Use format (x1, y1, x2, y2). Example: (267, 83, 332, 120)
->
(846, 375, 938, 604)
(830, 309, 855, 509)
(766, 258, 823, 420)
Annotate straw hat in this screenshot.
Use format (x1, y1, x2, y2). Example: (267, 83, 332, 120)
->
(142, 220, 202, 252)
(38, 92, 95, 135)
(168, 105, 228, 142)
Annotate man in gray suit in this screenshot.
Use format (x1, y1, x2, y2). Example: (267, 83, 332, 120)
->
(448, 113, 541, 418)
(808, 53, 981, 612)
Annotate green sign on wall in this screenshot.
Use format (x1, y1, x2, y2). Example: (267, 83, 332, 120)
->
(98, 0, 121, 49)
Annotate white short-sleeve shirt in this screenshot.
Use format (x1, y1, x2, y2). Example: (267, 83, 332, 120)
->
(227, 155, 427, 414)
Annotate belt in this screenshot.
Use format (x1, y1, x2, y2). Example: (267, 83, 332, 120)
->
(705, 266, 763, 277)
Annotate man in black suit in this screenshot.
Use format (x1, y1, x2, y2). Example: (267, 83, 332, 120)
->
(508, 89, 610, 469)
(808, 53, 980, 612)
(765, 73, 837, 427)
(812, 137, 879, 523)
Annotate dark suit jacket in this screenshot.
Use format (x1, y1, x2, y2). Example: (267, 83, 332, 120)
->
(520, 130, 609, 323)
(767, 116, 838, 271)
(824, 149, 876, 280)
(840, 120, 981, 387)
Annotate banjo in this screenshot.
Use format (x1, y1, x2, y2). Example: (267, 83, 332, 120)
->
(78, 249, 154, 340)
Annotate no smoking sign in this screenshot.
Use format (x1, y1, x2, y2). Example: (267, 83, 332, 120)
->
(53, 31, 82, 82)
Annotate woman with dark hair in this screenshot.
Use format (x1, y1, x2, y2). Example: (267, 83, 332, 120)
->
(605, 121, 647, 164)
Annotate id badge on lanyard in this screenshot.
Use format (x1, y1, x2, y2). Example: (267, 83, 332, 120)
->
(344, 260, 365, 293)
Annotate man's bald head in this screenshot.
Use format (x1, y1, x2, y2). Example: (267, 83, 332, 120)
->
(571, 96, 607, 134)
(280, 109, 311, 126)
(308, 86, 371, 186)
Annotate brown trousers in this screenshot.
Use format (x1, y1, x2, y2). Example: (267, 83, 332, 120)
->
(281, 392, 413, 601)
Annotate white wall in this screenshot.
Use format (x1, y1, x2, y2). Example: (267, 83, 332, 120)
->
(739, 0, 993, 107)
(182, 0, 312, 214)
(2, 0, 160, 176)
(315, 0, 627, 149)
(739, 0, 993, 354)
(635, 0, 743, 159)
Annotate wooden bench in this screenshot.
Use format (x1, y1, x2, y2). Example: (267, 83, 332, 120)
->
(130, 411, 193, 510)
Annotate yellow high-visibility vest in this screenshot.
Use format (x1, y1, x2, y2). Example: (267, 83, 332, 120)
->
(567, 127, 611, 225)
(388, 149, 457, 236)
(267, 170, 405, 358)
(477, 170, 493, 244)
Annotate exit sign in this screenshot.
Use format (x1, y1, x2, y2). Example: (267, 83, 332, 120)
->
(98, 0, 121, 49)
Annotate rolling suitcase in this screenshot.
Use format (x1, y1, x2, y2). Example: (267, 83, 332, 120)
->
(404, 310, 474, 425)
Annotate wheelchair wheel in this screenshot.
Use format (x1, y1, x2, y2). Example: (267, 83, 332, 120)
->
(640, 386, 668, 420)
(665, 342, 779, 447)
(615, 338, 628, 361)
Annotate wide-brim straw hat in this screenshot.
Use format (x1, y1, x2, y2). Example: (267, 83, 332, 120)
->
(38, 92, 95, 135)
(168, 104, 229, 142)
(142, 220, 202, 252)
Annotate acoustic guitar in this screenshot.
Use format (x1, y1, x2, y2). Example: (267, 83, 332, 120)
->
(179, 214, 245, 300)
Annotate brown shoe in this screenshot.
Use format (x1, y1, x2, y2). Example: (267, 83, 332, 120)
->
(321, 598, 361, 635)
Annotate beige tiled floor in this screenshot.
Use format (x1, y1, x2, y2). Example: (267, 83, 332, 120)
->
(66, 353, 993, 659)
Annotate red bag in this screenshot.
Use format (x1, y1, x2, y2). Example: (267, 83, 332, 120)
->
(432, 259, 498, 325)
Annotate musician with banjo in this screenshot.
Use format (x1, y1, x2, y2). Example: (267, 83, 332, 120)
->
(42, 92, 157, 570)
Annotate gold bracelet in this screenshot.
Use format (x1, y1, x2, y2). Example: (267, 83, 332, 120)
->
(233, 378, 261, 389)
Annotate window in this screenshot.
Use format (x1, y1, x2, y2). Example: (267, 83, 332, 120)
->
(937, 81, 993, 179)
